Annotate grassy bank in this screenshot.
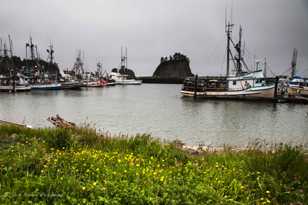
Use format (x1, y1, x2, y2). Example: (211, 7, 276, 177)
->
(0, 125, 307, 204)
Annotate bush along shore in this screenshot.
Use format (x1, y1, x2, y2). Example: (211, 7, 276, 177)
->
(0, 125, 307, 204)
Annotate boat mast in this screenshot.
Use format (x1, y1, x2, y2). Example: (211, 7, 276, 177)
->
(236, 26, 242, 75)
(8, 35, 13, 57)
(47, 43, 54, 64)
(290, 48, 298, 78)
(0, 38, 2, 57)
(26, 36, 35, 61)
(264, 57, 267, 77)
(47, 43, 56, 80)
(120, 46, 123, 69)
(3, 42, 8, 57)
(225, 20, 233, 78)
(73, 50, 84, 78)
(125, 47, 128, 71)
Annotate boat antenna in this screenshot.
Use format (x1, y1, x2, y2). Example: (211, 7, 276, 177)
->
(231, 1, 234, 25)
(225, 7, 227, 31)
(225, 11, 233, 78)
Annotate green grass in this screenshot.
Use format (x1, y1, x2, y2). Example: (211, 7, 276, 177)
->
(0, 125, 307, 204)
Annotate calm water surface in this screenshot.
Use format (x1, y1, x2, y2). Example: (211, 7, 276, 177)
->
(1, 84, 308, 147)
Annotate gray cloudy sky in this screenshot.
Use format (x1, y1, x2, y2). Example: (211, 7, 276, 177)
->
(1, 0, 307, 76)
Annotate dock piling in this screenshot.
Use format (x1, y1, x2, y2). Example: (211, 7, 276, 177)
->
(274, 76, 279, 99)
(194, 74, 198, 99)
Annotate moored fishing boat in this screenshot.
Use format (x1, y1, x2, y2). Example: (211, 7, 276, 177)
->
(110, 71, 142, 85)
(284, 49, 308, 99)
(0, 75, 31, 92)
(287, 77, 308, 98)
(110, 47, 142, 85)
(181, 71, 275, 99)
(181, 21, 274, 100)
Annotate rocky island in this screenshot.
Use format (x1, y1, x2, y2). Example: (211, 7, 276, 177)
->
(138, 52, 193, 84)
(153, 53, 193, 79)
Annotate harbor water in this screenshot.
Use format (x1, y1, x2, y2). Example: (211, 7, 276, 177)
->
(1, 84, 307, 147)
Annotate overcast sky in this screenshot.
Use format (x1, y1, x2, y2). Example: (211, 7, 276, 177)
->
(1, 0, 307, 76)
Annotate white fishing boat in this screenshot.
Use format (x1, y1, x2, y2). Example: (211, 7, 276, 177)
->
(110, 71, 142, 85)
(181, 22, 274, 100)
(110, 47, 142, 85)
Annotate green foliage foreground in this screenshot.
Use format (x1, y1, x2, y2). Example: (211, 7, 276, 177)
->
(0, 125, 307, 205)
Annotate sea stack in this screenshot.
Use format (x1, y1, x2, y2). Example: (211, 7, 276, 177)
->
(153, 53, 193, 79)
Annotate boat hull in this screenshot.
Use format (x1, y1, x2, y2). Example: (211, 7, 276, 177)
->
(115, 80, 142, 85)
(300, 86, 308, 97)
(61, 82, 83, 90)
(84, 80, 107, 87)
(287, 86, 308, 98)
(0, 85, 31, 92)
(106, 82, 116, 86)
(31, 83, 61, 90)
(181, 85, 275, 100)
